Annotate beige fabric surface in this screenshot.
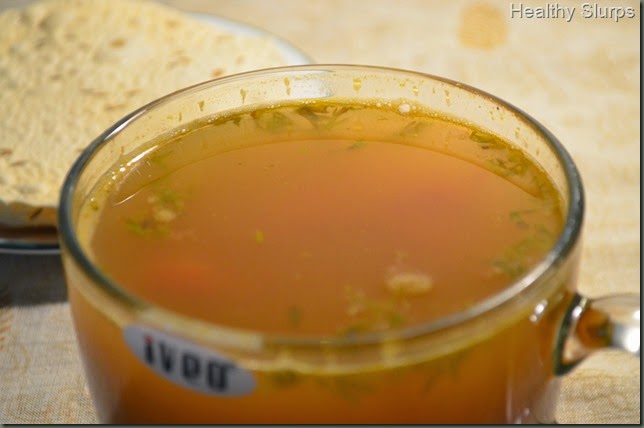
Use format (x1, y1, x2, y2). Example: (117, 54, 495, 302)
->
(0, 0, 640, 424)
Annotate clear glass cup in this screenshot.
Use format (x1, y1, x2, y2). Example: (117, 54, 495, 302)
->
(58, 65, 640, 424)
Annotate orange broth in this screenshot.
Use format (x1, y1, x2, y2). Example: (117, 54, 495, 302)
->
(70, 100, 571, 423)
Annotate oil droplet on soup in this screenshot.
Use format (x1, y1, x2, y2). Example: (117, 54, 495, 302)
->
(80, 101, 564, 336)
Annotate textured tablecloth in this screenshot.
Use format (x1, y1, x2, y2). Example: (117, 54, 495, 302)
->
(0, 0, 640, 424)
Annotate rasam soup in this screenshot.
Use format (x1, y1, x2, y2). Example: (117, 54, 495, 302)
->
(71, 99, 570, 423)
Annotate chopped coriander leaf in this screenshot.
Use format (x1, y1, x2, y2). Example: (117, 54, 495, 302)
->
(155, 188, 183, 210)
(399, 120, 426, 138)
(125, 216, 169, 238)
(252, 111, 292, 131)
(126, 218, 149, 237)
(506, 152, 528, 175)
(148, 149, 174, 166)
(470, 130, 503, 149)
(255, 229, 265, 244)
(509, 211, 529, 229)
(386, 310, 407, 328)
(490, 258, 526, 279)
(347, 141, 367, 150)
(220, 116, 243, 127)
(295, 105, 354, 130)
(490, 224, 556, 279)
(287, 306, 302, 328)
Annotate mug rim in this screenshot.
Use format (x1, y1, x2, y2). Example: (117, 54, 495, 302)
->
(58, 64, 585, 348)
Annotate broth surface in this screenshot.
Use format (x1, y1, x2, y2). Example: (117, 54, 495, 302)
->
(81, 101, 564, 336)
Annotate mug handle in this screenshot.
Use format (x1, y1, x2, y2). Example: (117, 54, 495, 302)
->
(555, 293, 640, 375)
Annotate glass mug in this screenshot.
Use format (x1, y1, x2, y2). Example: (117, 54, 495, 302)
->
(58, 65, 640, 424)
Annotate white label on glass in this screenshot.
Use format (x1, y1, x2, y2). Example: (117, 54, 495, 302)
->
(123, 324, 256, 396)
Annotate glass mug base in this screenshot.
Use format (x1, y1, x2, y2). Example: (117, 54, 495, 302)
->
(65, 260, 577, 424)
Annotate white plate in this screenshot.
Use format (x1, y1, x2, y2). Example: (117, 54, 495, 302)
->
(0, 10, 312, 256)
(191, 13, 312, 65)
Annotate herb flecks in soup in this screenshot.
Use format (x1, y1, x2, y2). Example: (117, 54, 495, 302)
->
(81, 100, 563, 336)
